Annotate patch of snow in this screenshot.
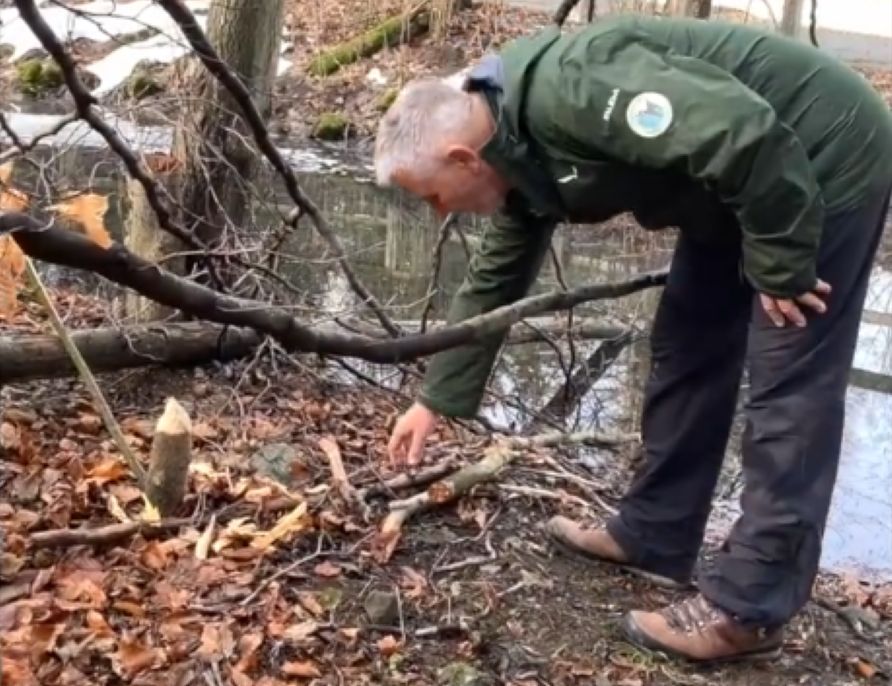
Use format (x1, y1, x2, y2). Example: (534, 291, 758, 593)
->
(0, 0, 212, 61)
(86, 29, 199, 96)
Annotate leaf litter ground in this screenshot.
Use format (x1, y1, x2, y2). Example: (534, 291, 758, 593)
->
(2, 292, 891, 686)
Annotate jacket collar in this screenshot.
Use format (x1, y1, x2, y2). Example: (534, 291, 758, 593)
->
(462, 26, 566, 219)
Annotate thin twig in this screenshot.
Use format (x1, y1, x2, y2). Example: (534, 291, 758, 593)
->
(240, 535, 327, 606)
(24, 258, 147, 485)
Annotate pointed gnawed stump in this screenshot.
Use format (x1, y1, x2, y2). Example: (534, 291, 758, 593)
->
(145, 397, 193, 517)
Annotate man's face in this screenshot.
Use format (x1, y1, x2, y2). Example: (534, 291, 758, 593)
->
(393, 145, 508, 217)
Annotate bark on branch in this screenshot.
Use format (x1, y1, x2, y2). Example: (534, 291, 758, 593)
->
(1, 212, 667, 364)
(370, 429, 638, 562)
(154, 0, 400, 336)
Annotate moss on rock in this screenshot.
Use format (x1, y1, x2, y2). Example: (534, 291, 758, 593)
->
(126, 63, 164, 100)
(15, 58, 64, 96)
(312, 112, 350, 141)
(375, 88, 398, 112)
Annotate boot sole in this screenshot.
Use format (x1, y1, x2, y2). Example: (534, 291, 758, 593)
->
(622, 613, 783, 665)
(544, 524, 692, 591)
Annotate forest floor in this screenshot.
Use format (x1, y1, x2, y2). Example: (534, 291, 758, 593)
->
(0, 0, 890, 143)
(2, 292, 892, 686)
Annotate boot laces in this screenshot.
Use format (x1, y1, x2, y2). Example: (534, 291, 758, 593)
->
(661, 595, 723, 635)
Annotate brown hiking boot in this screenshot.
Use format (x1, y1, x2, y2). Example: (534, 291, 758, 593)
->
(543, 515, 688, 589)
(623, 594, 784, 663)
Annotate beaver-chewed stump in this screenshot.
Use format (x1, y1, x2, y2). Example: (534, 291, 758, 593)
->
(145, 397, 193, 517)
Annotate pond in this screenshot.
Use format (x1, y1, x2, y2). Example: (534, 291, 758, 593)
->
(2, 111, 891, 583)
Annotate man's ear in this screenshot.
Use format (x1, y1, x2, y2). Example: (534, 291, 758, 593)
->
(445, 145, 480, 170)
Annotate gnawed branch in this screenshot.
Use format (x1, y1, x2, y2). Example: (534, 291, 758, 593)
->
(370, 429, 638, 561)
(1, 212, 667, 364)
(154, 0, 401, 336)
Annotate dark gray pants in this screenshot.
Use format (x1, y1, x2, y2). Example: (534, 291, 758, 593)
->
(607, 185, 891, 629)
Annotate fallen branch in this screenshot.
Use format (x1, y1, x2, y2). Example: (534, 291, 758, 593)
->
(319, 436, 359, 504)
(371, 444, 516, 562)
(370, 429, 636, 562)
(0, 321, 262, 384)
(358, 459, 459, 501)
(29, 518, 192, 549)
(28, 498, 297, 549)
(1, 211, 667, 364)
(154, 0, 401, 336)
(13, 0, 222, 286)
(24, 257, 148, 486)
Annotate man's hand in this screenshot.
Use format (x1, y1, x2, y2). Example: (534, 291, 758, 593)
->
(387, 402, 438, 468)
(760, 279, 832, 327)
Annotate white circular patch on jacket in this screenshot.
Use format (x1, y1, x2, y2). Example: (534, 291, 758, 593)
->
(626, 92, 673, 138)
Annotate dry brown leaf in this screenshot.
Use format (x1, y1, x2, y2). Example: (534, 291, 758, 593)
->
(1, 655, 38, 686)
(81, 456, 129, 488)
(313, 560, 341, 578)
(400, 566, 428, 600)
(140, 541, 172, 571)
(0, 553, 25, 579)
(282, 620, 319, 642)
(85, 610, 114, 638)
(56, 569, 107, 608)
(111, 600, 146, 617)
(0, 236, 25, 318)
(854, 658, 878, 679)
(48, 193, 112, 248)
(233, 632, 264, 673)
(297, 591, 325, 618)
(281, 660, 322, 678)
(377, 634, 402, 657)
(112, 636, 164, 678)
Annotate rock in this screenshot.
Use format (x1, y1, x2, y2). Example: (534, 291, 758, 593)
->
(311, 112, 350, 141)
(363, 589, 399, 625)
(251, 443, 299, 485)
(365, 67, 388, 86)
(126, 62, 165, 100)
(15, 58, 63, 96)
(437, 662, 493, 686)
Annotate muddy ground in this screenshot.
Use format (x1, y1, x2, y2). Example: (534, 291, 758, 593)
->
(1, 291, 891, 686)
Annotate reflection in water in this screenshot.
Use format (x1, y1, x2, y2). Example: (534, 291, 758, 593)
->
(3, 145, 890, 580)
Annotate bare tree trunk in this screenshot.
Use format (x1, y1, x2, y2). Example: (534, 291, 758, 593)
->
(781, 0, 804, 36)
(124, 0, 285, 320)
(666, 0, 709, 17)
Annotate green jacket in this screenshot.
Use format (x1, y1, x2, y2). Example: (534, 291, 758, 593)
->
(419, 15, 892, 419)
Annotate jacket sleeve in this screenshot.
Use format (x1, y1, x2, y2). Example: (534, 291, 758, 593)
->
(529, 38, 825, 298)
(418, 203, 556, 418)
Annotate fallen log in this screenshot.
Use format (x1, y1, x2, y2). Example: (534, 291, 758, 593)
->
(0, 318, 629, 384)
(0, 321, 262, 383)
(307, 2, 431, 77)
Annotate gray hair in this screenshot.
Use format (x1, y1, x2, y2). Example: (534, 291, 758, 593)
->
(374, 76, 474, 186)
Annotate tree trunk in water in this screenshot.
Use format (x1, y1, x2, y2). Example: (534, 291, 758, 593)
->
(124, 0, 285, 320)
